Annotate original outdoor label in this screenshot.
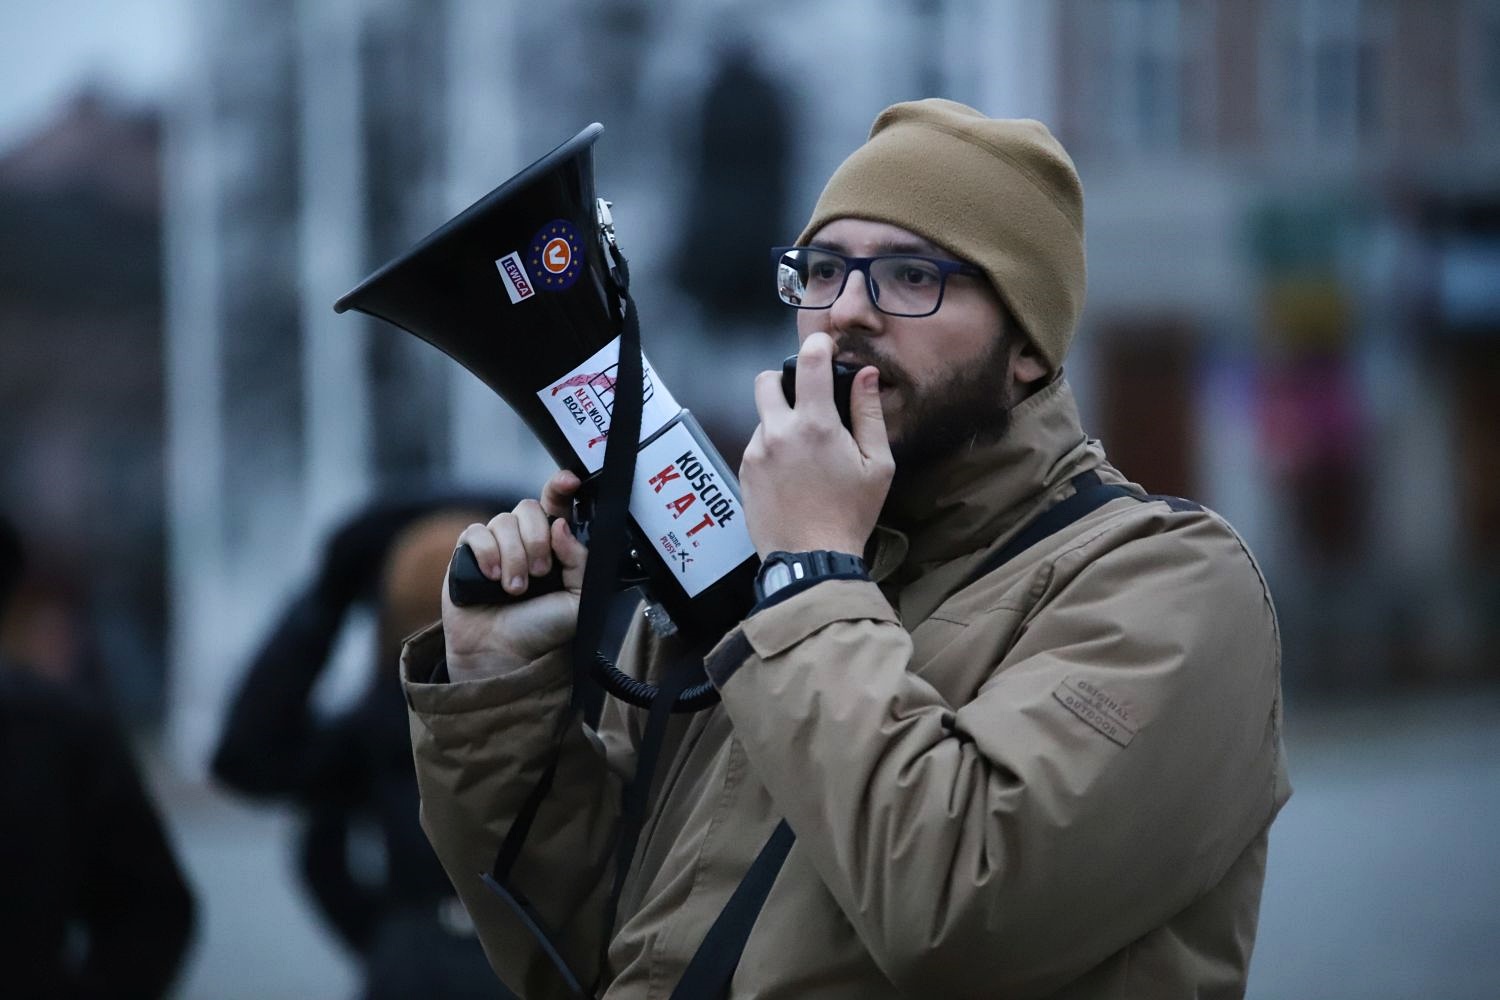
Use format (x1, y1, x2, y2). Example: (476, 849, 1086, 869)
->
(537, 336, 680, 473)
(496, 251, 536, 304)
(630, 422, 755, 597)
(1053, 675, 1138, 748)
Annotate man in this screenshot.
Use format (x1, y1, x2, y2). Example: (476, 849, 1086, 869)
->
(403, 100, 1290, 998)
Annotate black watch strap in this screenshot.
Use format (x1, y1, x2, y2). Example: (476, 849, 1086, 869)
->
(753, 550, 869, 608)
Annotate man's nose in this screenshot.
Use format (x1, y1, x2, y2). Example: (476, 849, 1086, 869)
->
(827, 265, 881, 332)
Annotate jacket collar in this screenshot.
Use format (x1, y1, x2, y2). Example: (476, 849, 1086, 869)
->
(872, 375, 1101, 579)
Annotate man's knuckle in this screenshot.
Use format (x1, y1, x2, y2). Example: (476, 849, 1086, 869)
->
(805, 421, 837, 442)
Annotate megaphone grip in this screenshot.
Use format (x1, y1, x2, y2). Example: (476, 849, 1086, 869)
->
(448, 543, 565, 607)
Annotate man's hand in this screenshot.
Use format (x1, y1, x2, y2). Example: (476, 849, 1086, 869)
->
(740, 332, 894, 558)
(442, 470, 588, 682)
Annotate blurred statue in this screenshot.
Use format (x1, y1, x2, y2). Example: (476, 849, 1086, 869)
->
(212, 497, 513, 1000)
(0, 511, 196, 998)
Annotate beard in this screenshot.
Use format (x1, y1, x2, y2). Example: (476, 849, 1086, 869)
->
(835, 330, 1016, 479)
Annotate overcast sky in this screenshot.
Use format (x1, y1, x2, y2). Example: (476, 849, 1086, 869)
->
(0, 0, 190, 151)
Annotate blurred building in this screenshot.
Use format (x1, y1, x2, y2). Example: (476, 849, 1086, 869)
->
(161, 0, 1058, 768)
(164, 0, 551, 768)
(1050, 0, 1500, 687)
(0, 90, 167, 717)
(163, 0, 1499, 765)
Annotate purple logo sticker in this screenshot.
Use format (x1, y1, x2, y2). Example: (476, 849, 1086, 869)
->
(529, 219, 584, 291)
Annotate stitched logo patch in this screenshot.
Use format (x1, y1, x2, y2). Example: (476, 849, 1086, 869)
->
(1053, 675, 1137, 747)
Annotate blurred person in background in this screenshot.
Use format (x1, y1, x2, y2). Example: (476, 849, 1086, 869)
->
(212, 497, 514, 1000)
(0, 510, 196, 998)
(0, 539, 110, 700)
(406, 101, 1290, 998)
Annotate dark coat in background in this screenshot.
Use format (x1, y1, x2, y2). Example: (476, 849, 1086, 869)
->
(0, 663, 195, 999)
(212, 500, 506, 1000)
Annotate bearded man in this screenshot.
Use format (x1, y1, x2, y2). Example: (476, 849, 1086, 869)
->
(403, 99, 1291, 999)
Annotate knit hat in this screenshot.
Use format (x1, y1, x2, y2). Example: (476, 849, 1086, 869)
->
(797, 99, 1086, 371)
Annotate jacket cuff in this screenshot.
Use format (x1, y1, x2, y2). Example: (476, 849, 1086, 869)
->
(742, 578, 898, 657)
(706, 578, 898, 687)
(749, 569, 870, 615)
(400, 622, 573, 717)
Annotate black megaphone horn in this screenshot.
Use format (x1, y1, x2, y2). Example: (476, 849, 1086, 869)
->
(334, 124, 758, 710)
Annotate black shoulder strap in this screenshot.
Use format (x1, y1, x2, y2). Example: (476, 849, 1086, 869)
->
(478, 257, 645, 999)
(669, 820, 795, 1000)
(957, 470, 1136, 593)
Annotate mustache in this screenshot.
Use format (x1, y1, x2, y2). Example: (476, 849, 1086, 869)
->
(832, 337, 912, 388)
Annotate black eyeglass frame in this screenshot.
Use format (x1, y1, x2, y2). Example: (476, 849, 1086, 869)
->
(770, 245, 985, 318)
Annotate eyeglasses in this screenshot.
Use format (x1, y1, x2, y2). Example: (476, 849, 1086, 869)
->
(771, 246, 984, 318)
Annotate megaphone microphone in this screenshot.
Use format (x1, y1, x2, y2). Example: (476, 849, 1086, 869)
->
(335, 124, 757, 712)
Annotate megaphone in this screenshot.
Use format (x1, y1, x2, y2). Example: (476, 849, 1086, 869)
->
(334, 124, 758, 705)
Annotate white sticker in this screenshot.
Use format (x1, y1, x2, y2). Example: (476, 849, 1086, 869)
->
(537, 336, 680, 473)
(630, 422, 755, 597)
(496, 251, 535, 304)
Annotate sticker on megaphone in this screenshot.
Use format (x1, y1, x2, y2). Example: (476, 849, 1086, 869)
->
(538, 335, 681, 473)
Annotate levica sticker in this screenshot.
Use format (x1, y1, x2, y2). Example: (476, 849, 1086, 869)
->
(528, 219, 584, 291)
(495, 251, 535, 304)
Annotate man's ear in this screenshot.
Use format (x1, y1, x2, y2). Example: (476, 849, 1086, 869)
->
(1009, 338, 1050, 390)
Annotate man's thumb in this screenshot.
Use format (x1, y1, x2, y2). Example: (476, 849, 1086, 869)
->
(850, 366, 888, 456)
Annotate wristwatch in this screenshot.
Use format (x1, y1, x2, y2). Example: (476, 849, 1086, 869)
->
(753, 550, 868, 604)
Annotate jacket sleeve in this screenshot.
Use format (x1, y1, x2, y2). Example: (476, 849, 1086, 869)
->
(403, 618, 651, 999)
(707, 511, 1285, 999)
(211, 586, 345, 799)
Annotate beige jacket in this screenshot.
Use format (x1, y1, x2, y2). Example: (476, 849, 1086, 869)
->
(403, 377, 1291, 999)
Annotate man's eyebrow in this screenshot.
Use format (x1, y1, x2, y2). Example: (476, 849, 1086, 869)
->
(807, 238, 851, 255)
(806, 236, 948, 257)
(872, 236, 944, 256)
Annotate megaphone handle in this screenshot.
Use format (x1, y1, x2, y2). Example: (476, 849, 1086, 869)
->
(447, 543, 565, 607)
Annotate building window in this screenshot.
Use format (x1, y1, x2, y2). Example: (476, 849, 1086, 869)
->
(1113, 0, 1186, 151)
(1467, 0, 1500, 136)
(1261, 0, 1386, 149)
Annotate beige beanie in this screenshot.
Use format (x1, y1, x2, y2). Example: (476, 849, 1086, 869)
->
(797, 99, 1086, 371)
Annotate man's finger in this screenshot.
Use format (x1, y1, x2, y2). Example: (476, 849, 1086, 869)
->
(849, 366, 891, 460)
(457, 522, 501, 581)
(752, 370, 790, 427)
(489, 512, 530, 594)
(514, 499, 553, 577)
(540, 469, 582, 518)
(552, 518, 589, 591)
(793, 332, 837, 421)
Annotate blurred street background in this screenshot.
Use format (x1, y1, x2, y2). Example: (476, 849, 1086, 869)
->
(1, 0, 1498, 997)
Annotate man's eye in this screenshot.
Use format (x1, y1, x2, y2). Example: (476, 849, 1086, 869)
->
(810, 263, 841, 281)
(898, 265, 938, 285)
